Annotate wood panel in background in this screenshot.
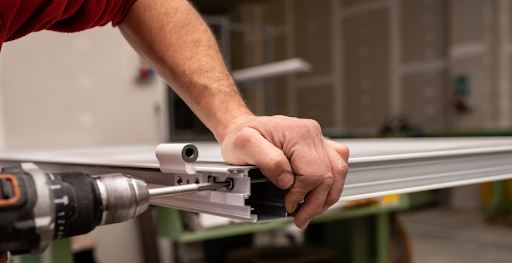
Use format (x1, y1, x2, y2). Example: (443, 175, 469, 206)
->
(402, 69, 449, 130)
(297, 85, 334, 127)
(401, 0, 447, 63)
(294, 0, 333, 79)
(343, 8, 390, 132)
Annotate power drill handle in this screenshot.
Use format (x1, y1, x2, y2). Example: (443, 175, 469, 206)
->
(0, 164, 103, 255)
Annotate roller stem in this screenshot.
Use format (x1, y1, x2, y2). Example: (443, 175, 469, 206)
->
(149, 181, 231, 199)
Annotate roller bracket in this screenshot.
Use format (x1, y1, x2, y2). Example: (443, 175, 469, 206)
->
(155, 143, 198, 174)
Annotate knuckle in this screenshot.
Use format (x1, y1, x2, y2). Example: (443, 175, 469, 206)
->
(337, 144, 350, 159)
(306, 172, 326, 186)
(301, 170, 333, 188)
(335, 157, 349, 176)
(232, 128, 254, 148)
(306, 119, 322, 136)
(322, 173, 334, 186)
(340, 161, 349, 176)
(341, 145, 350, 160)
(326, 141, 350, 160)
(340, 144, 350, 156)
(293, 119, 322, 140)
(295, 125, 310, 140)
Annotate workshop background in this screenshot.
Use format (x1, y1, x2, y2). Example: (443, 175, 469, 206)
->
(2, 0, 512, 262)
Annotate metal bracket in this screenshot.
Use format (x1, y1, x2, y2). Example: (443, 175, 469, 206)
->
(153, 143, 290, 222)
(156, 144, 198, 174)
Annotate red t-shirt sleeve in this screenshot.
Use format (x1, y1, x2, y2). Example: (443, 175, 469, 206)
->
(0, 0, 138, 50)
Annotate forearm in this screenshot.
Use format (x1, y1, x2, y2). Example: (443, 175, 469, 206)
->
(118, 0, 253, 142)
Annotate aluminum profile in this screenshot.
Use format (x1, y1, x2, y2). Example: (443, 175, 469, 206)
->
(0, 138, 512, 221)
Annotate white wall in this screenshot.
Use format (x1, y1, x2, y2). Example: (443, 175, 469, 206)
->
(0, 26, 167, 150)
(0, 26, 169, 263)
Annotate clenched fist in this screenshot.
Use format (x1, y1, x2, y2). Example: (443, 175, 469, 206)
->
(221, 115, 349, 228)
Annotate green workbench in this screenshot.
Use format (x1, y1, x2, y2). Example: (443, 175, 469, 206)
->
(156, 191, 435, 263)
(16, 191, 435, 263)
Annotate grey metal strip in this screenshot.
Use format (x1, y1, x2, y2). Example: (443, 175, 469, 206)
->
(2, 139, 512, 221)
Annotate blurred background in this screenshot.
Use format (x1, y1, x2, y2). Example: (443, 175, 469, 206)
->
(3, 0, 512, 262)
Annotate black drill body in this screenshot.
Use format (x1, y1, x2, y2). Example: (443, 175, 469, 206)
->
(0, 165, 103, 255)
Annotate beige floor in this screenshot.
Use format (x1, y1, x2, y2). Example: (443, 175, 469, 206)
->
(399, 208, 512, 263)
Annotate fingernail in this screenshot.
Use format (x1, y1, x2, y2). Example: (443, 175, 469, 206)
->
(276, 172, 293, 188)
(301, 219, 311, 229)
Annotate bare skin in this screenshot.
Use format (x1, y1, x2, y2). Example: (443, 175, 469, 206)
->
(118, 0, 349, 228)
(1, 252, 7, 263)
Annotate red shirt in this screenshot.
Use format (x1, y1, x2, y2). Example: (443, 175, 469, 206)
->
(0, 0, 137, 51)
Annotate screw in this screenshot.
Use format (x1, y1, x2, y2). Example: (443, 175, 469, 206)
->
(225, 178, 235, 190)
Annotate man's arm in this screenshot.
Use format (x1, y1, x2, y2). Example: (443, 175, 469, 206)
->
(118, 0, 349, 228)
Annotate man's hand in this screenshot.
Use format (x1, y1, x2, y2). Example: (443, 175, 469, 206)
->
(221, 115, 349, 228)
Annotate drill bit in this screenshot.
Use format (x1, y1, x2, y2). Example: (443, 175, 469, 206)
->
(149, 180, 232, 199)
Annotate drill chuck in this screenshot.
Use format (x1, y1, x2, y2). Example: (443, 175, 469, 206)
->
(94, 174, 149, 225)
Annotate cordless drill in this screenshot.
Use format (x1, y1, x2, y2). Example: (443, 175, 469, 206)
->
(0, 162, 233, 255)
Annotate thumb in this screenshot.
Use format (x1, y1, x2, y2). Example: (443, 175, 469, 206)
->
(221, 127, 294, 189)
